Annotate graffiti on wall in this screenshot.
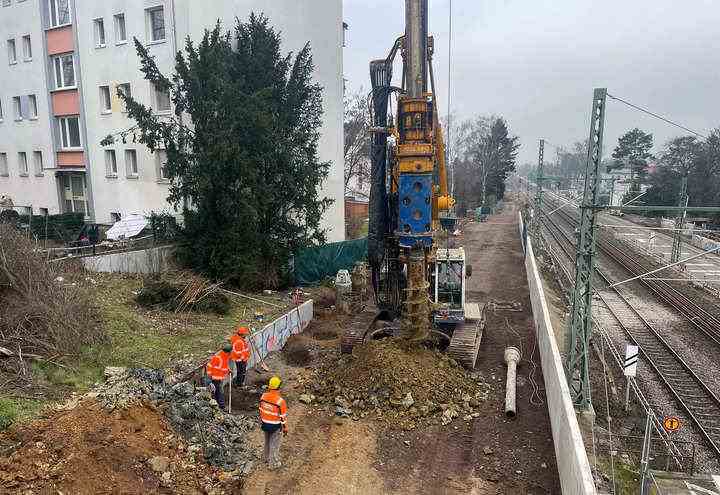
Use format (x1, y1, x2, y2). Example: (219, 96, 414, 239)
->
(246, 299, 313, 369)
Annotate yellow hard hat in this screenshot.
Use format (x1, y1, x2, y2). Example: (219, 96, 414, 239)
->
(268, 376, 281, 390)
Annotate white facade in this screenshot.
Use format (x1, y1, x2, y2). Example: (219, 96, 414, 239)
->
(0, 0, 59, 214)
(0, 0, 345, 241)
(74, 0, 177, 221)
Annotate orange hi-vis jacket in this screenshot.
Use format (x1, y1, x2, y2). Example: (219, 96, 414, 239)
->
(259, 390, 287, 426)
(206, 351, 230, 381)
(230, 335, 250, 362)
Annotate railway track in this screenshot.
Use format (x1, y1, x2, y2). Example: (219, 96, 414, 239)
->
(538, 201, 720, 459)
(545, 195, 720, 348)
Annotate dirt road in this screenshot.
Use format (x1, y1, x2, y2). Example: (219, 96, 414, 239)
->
(243, 201, 561, 494)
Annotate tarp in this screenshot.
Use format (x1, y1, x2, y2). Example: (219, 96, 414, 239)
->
(294, 237, 368, 285)
(106, 214, 148, 240)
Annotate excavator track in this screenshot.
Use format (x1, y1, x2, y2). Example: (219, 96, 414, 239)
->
(340, 308, 379, 354)
(447, 303, 486, 369)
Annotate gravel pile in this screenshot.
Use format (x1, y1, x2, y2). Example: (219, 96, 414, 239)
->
(301, 338, 491, 430)
(95, 367, 257, 471)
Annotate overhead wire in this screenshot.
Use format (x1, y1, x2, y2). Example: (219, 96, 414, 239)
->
(606, 93, 708, 139)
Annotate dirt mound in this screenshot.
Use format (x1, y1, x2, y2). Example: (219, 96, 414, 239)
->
(0, 401, 238, 494)
(302, 338, 491, 430)
(282, 335, 313, 366)
(96, 367, 256, 471)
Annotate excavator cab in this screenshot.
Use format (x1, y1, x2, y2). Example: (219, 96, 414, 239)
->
(432, 248, 467, 325)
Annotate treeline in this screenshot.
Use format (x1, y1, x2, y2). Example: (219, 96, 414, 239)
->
(450, 116, 520, 215)
(526, 126, 720, 215)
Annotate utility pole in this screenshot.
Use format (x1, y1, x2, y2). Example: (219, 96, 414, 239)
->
(565, 88, 607, 409)
(670, 173, 689, 263)
(533, 139, 545, 238)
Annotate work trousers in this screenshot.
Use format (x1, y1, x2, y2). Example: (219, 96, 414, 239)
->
(234, 361, 247, 386)
(263, 428, 282, 467)
(211, 379, 225, 409)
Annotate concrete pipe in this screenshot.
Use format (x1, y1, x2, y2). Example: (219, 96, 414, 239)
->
(504, 346, 521, 418)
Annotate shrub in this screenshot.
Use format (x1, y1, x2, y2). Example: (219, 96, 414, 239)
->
(0, 224, 104, 358)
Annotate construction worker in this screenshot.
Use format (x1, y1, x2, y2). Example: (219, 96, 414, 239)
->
(259, 376, 288, 469)
(230, 326, 251, 387)
(206, 343, 232, 409)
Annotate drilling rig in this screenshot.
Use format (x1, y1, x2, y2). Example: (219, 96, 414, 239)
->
(341, 0, 485, 368)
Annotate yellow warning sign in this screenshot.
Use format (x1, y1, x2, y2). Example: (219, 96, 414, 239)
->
(663, 416, 681, 432)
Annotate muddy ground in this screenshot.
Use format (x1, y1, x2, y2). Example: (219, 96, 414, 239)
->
(242, 201, 561, 494)
(0, 199, 562, 494)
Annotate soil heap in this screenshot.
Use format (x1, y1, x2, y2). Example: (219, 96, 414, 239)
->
(0, 366, 260, 494)
(0, 401, 240, 495)
(95, 367, 256, 471)
(302, 338, 491, 430)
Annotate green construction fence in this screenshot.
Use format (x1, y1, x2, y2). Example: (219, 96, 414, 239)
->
(294, 237, 368, 285)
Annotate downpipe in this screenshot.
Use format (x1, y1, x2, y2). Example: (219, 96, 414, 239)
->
(504, 346, 521, 418)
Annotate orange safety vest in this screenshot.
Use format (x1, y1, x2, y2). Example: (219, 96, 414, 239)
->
(230, 335, 250, 362)
(259, 390, 287, 425)
(206, 351, 230, 381)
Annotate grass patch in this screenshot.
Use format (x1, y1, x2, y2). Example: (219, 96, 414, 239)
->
(596, 457, 641, 494)
(31, 274, 290, 393)
(0, 397, 43, 431)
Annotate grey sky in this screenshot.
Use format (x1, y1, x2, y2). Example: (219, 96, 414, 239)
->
(342, 0, 720, 165)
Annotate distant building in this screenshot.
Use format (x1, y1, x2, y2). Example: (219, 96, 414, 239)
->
(0, 0, 345, 240)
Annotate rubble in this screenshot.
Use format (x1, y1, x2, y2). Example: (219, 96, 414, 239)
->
(302, 338, 491, 430)
(95, 367, 257, 471)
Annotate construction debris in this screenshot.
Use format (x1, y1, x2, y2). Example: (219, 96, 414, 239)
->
(301, 338, 491, 430)
(95, 367, 257, 471)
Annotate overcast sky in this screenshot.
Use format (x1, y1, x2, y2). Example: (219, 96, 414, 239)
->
(342, 0, 720, 165)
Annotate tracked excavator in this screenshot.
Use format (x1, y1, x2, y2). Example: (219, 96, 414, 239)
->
(341, 0, 485, 368)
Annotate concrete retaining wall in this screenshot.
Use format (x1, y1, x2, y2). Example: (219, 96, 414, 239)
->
(246, 299, 313, 369)
(519, 212, 597, 495)
(81, 245, 174, 274)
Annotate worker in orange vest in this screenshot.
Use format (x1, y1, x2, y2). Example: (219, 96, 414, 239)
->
(206, 343, 232, 409)
(259, 376, 288, 469)
(230, 326, 251, 387)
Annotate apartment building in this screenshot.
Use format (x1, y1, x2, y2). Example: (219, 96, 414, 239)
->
(0, 0, 345, 240)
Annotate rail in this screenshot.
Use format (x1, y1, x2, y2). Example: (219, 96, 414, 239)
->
(538, 201, 720, 460)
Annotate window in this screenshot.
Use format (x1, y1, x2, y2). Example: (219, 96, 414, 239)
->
(99, 85, 111, 113)
(53, 54, 75, 88)
(0, 98, 3, 120)
(39, 208, 48, 216)
(156, 150, 168, 180)
(28, 94, 37, 119)
(154, 85, 171, 112)
(105, 150, 117, 176)
(18, 152, 28, 175)
(33, 151, 43, 175)
(125, 149, 138, 177)
(147, 7, 165, 42)
(49, 0, 71, 27)
(94, 18, 105, 47)
(114, 14, 127, 43)
(13, 96, 22, 120)
(58, 116, 81, 148)
(22, 35, 31, 60)
(7, 39, 16, 64)
(0, 153, 7, 176)
(117, 83, 131, 112)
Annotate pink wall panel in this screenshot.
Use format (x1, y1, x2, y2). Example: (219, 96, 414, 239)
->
(52, 89, 79, 116)
(47, 26, 74, 55)
(57, 151, 84, 168)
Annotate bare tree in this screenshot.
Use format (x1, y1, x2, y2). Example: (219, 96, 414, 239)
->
(344, 89, 371, 194)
